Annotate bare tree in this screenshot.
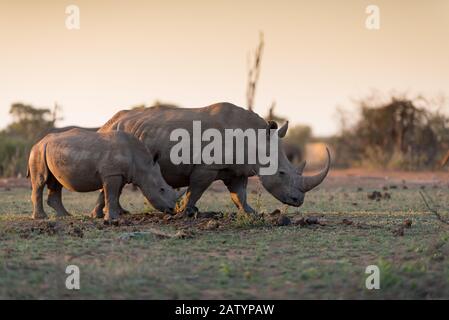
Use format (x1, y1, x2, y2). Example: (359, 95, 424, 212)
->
(246, 32, 264, 112)
(441, 150, 449, 167)
(51, 102, 64, 126)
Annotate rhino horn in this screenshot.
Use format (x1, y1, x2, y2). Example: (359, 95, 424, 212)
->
(277, 121, 288, 138)
(297, 161, 306, 175)
(299, 147, 331, 192)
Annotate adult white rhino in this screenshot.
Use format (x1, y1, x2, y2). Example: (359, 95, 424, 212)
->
(98, 102, 330, 216)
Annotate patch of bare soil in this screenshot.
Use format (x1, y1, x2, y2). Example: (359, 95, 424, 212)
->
(3, 220, 90, 239)
(2, 209, 415, 239)
(2, 168, 449, 191)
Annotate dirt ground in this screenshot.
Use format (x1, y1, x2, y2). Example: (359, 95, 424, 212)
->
(1, 169, 449, 299)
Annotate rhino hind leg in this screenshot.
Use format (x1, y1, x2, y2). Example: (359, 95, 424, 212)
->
(31, 183, 47, 219)
(223, 176, 256, 214)
(29, 147, 48, 219)
(103, 176, 124, 222)
(46, 175, 71, 217)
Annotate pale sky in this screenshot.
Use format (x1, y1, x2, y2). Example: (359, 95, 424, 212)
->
(1, 0, 448, 136)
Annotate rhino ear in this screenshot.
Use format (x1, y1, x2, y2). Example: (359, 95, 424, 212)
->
(277, 121, 289, 138)
(267, 120, 278, 130)
(266, 121, 278, 137)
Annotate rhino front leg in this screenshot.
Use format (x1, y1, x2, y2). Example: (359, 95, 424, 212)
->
(223, 176, 256, 214)
(90, 190, 105, 218)
(103, 176, 124, 222)
(90, 188, 129, 219)
(176, 170, 217, 217)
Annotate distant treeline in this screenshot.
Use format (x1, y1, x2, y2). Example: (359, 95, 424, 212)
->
(332, 93, 449, 169)
(0, 94, 448, 177)
(0, 103, 58, 177)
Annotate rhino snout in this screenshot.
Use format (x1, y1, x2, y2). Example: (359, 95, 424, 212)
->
(284, 194, 304, 207)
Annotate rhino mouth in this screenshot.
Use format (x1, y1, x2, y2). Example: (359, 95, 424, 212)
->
(282, 195, 304, 207)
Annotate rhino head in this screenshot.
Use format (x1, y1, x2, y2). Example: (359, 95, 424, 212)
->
(259, 121, 330, 207)
(133, 151, 184, 213)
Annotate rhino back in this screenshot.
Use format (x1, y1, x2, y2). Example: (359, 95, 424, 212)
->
(44, 129, 133, 191)
(99, 103, 269, 187)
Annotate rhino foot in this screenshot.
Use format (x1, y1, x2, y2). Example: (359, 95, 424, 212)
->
(173, 206, 198, 219)
(32, 211, 48, 220)
(186, 206, 198, 217)
(90, 207, 105, 219)
(56, 211, 71, 218)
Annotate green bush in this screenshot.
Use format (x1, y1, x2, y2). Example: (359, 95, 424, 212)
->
(0, 134, 32, 177)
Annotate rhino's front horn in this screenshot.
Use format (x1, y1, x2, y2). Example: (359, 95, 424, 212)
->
(299, 147, 331, 192)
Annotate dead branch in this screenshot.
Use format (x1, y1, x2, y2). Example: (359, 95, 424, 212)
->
(419, 190, 449, 225)
(246, 32, 264, 112)
(440, 150, 449, 167)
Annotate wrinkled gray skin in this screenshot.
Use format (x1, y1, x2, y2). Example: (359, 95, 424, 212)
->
(283, 142, 303, 164)
(98, 103, 331, 216)
(28, 129, 180, 221)
(42, 126, 133, 215)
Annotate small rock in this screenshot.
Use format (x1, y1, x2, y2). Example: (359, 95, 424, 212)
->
(276, 215, 291, 226)
(205, 219, 219, 230)
(368, 191, 382, 200)
(305, 217, 319, 225)
(293, 216, 320, 226)
(342, 219, 353, 225)
(293, 217, 307, 226)
(175, 230, 193, 238)
(403, 219, 412, 228)
(69, 226, 84, 238)
(318, 219, 327, 226)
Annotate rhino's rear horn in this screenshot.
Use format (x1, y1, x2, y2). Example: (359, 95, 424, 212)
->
(297, 161, 306, 175)
(299, 147, 331, 192)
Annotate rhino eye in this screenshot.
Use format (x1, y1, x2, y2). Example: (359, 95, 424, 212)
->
(160, 188, 165, 193)
(279, 171, 286, 175)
